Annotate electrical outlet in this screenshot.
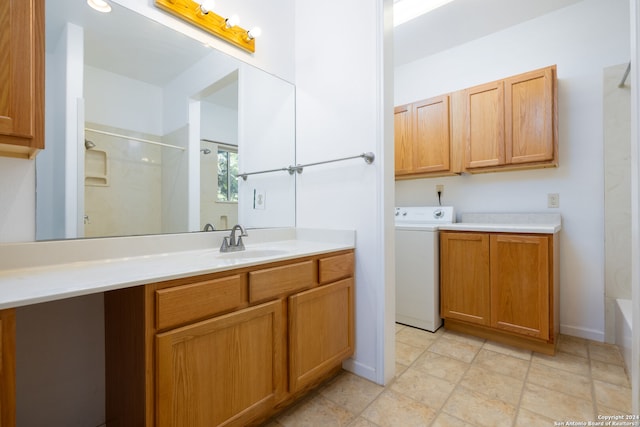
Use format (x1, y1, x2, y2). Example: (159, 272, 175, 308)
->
(547, 193, 559, 208)
(436, 184, 444, 193)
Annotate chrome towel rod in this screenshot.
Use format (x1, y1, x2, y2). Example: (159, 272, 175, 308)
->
(619, 62, 631, 88)
(239, 152, 375, 181)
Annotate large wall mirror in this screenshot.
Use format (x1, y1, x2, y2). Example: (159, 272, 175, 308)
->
(36, 0, 296, 241)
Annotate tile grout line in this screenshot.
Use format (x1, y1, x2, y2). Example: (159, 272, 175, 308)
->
(510, 349, 533, 427)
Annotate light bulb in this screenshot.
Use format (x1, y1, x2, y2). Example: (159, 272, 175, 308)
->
(87, 0, 111, 13)
(247, 27, 262, 40)
(225, 14, 240, 28)
(199, 0, 215, 14)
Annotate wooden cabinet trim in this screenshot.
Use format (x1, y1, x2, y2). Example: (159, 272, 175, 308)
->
(155, 274, 247, 330)
(466, 80, 505, 169)
(289, 278, 354, 393)
(489, 234, 550, 339)
(319, 252, 354, 285)
(155, 300, 284, 427)
(0, 309, 15, 427)
(412, 95, 452, 174)
(0, 0, 44, 159)
(440, 232, 491, 326)
(249, 260, 316, 303)
(505, 67, 556, 165)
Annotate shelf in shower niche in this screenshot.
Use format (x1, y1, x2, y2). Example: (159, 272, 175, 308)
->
(85, 149, 109, 187)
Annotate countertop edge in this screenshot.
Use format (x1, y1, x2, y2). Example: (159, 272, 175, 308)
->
(438, 223, 561, 234)
(0, 232, 355, 310)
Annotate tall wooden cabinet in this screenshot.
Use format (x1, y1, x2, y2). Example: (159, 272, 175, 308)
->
(440, 231, 558, 354)
(0, 0, 45, 159)
(105, 250, 355, 427)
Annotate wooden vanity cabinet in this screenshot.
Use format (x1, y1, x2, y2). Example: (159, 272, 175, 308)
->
(0, 309, 16, 427)
(0, 0, 45, 159)
(464, 65, 557, 173)
(394, 94, 462, 179)
(105, 250, 355, 427)
(440, 231, 558, 354)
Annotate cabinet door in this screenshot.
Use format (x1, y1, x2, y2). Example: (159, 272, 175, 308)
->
(413, 95, 451, 174)
(490, 234, 550, 340)
(440, 232, 490, 325)
(0, 309, 15, 427)
(0, 0, 44, 158)
(289, 278, 354, 393)
(155, 300, 284, 427)
(394, 104, 413, 176)
(505, 67, 555, 165)
(465, 81, 504, 169)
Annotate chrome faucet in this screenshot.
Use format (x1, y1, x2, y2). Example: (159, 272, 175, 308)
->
(203, 223, 215, 231)
(220, 224, 248, 252)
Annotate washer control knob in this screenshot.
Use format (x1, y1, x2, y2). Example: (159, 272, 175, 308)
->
(433, 209, 444, 219)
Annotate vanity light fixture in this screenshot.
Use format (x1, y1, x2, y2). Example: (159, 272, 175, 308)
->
(154, 0, 259, 53)
(87, 0, 112, 13)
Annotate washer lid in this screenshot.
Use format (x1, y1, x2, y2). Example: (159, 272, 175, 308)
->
(395, 206, 455, 225)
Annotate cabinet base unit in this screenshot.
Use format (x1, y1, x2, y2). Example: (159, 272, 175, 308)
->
(440, 231, 559, 354)
(444, 319, 557, 355)
(105, 250, 355, 427)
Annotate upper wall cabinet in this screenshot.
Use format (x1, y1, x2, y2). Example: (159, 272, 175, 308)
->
(0, 0, 45, 159)
(465, 66, 558, 173)
(395, 65, 558, 179)
(394, 94, 462, 179)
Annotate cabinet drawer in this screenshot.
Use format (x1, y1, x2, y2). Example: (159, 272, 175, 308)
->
(319, 252, 354, 284)
(249, 260, 315, 303)
(155, 275, 246, 330)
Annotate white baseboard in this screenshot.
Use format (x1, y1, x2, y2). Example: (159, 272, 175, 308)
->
(560, 324, 605, 342)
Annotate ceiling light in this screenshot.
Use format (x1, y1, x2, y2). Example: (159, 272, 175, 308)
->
(394, 0, 454, 27)
(87, 0, 111, 13)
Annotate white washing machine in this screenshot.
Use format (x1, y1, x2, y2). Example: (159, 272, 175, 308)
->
(395, 206, 455, 331)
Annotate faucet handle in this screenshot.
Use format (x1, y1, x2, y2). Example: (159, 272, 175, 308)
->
(220, 236, 230, 252)
(236, 236, 246, 250)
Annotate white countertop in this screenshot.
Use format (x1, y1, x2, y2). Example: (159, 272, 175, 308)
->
(0, 228, 355, 310)
(439, 213, 562, 234)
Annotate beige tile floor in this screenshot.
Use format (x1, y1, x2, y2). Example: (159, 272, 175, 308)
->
(264, 324, 633, 427)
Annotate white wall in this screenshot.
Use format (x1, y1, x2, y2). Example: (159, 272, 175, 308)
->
(114, 0, 295, 83)
(395, 0, 630, 341)
(84, 65, 163, 135)
(238, 65, 296, 229)
(295, 0, 395, 384)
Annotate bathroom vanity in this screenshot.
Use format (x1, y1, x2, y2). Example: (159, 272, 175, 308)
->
(105, 249, 354, 427)
(0, 228, 355, 426)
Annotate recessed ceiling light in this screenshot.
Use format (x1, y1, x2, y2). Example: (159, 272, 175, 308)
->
(87, 0, 112, 13)
(394, 0, 454, 27)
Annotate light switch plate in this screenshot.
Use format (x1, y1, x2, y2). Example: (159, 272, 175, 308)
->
(254, 189, 266, 210)
(547, 193, 559, 208)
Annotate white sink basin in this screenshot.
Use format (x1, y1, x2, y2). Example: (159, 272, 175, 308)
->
(217, 249, 289, 260)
